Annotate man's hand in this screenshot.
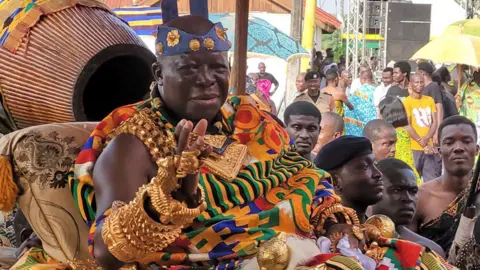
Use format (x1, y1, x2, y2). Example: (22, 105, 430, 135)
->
(433, 131, 439, 146)
(326, 224, 365, 251)
(424, 145, 437, 155)
(174, 119, 212, 200)
(417, 137, 429, 148)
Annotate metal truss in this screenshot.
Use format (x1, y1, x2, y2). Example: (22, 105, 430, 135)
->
(345, 0, 367, 78)
(376, 0, 388, 71)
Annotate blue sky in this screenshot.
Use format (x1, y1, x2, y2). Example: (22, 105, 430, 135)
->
(317, 0, 346, 16)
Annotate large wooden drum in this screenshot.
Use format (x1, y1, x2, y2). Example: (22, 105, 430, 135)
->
(0, 0, 156, 129)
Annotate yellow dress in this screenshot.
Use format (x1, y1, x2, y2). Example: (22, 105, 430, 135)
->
(335, 100, 344, 117)
(395, 127, 422, 185)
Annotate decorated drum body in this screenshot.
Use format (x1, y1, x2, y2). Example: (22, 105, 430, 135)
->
(0, 0, 156, 130)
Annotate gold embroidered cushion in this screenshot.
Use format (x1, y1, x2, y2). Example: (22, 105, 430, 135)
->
(0, 122, 97, 263)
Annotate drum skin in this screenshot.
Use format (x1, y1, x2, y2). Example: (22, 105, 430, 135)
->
(0, 1, 155, 129)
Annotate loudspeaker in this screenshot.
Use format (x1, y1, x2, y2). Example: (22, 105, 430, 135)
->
(386, 2, 431, 66)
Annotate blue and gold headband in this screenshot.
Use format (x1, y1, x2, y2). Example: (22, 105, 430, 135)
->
(155, 22, 232, 56)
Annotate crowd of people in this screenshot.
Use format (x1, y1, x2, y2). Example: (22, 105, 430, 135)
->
(270, 49, 480, 268)
(2, 12, 480, 270)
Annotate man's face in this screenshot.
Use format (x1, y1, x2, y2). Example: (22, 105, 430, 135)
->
(296, 74, 306, 92)
(316, 118, 341, 152)
(372, 128, 397, 160)
(382, 71, 394, 86)
(159, 51, 229, 122)
(306, 78, 320, 90)
(372, 169, 418, 225)
(341, 72, 353, 88)
(393, 67, 405, 83)
(410, 75, 424, 94)
(286, 115, 320, 155)
(258, 63, 266, 74)
(336, 153, 383, 206)
(440, 124, 479, 177)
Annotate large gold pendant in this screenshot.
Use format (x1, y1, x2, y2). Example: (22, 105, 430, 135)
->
(203, 135, 248, 182)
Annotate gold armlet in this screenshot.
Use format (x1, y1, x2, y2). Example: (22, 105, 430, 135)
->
(101, 186, 182, 263)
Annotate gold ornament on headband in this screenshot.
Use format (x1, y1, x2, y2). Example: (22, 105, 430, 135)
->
(167, 30, 180, 47)
(204, 38, 215, 50)
(189, 39, 201, 51)
(215, 26, 227, 41)
(156, 42, 164, 55)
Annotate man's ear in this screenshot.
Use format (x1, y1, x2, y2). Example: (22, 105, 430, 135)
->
(476, 144, 479, 155)
(333, 132, 341, 139)
(152, 61, 163, 84)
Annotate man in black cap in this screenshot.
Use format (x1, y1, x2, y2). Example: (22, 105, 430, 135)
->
(314, 135, 383, 222)
(293, 70, 336, 113)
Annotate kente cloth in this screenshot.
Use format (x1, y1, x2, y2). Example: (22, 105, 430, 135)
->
(418, 189, 467, 253)
(249, 93, 272, 113)
(459, 81, 480, 142)
(304, 238, 455, 270)
(68, 95, 341, 268)
(394, 127, 422, 186)
(335, 100, 344, 117)
(10, 247, 69, 270)
(454, 238, 480, 269)
(0, 0, 111, 53)
(344, 84, 377, 137)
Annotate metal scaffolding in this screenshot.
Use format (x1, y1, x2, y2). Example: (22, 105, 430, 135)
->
(376, 1, 388, 71)
(345, 0, 367, 78)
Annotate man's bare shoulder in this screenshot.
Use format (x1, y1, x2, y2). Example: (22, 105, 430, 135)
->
(417, 178, 442, 207)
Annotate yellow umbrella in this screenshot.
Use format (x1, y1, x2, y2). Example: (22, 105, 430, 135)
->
(443, 19, 480, 37)
(410, 34, 480, 67)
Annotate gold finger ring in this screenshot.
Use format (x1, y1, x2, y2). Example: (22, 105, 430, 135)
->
(176, 151, 201, 178)
(187, 132, 200, 147)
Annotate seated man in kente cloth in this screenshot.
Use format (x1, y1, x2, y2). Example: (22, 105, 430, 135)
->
(27, 16, 453, 269)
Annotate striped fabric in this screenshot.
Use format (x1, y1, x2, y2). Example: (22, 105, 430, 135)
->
(112, 5, 162, 36)
(68, 95, 341, 268)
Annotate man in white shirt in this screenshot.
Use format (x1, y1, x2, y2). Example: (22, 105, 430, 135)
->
(373, 67, 394, 107)
(347, 65, 370, 96)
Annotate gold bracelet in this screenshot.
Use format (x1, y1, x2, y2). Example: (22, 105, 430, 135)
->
(101, 186, 182, 263)
(147, 172, 207, 225)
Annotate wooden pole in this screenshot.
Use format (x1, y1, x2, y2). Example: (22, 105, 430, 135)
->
(231, 0, 250, 95)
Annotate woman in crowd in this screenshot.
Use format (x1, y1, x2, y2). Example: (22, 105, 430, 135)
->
(379, 95, 422, 185)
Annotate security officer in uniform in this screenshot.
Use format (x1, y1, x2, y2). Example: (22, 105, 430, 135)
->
(293, 71, 336, 113)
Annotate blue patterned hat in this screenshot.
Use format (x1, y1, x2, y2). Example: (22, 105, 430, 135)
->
(155, 22, 231, 56)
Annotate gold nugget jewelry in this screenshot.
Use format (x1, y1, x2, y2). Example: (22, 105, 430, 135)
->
(352, 225, 364, 241)
(176, 149, 202, 178)
(101, 186, 182, 263)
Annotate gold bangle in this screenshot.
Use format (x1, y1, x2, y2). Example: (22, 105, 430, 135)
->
(101, 186, 182, 263)
(329, 232, 345, 253)
(147, 168, 207, 226)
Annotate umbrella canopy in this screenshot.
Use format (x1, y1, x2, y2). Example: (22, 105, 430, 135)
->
(410, 34, 480, 67)
(112, 7, 307, 60)
(443, 19, 480, 37)
(209, 13, 307, 60)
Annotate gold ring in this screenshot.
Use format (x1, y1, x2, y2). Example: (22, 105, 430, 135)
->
(176, 150, 201, 178)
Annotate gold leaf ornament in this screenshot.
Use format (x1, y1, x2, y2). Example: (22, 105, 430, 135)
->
(215, 26, 227, 41)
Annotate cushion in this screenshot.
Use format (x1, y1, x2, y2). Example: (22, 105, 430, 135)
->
(0, 122, 97, 263)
